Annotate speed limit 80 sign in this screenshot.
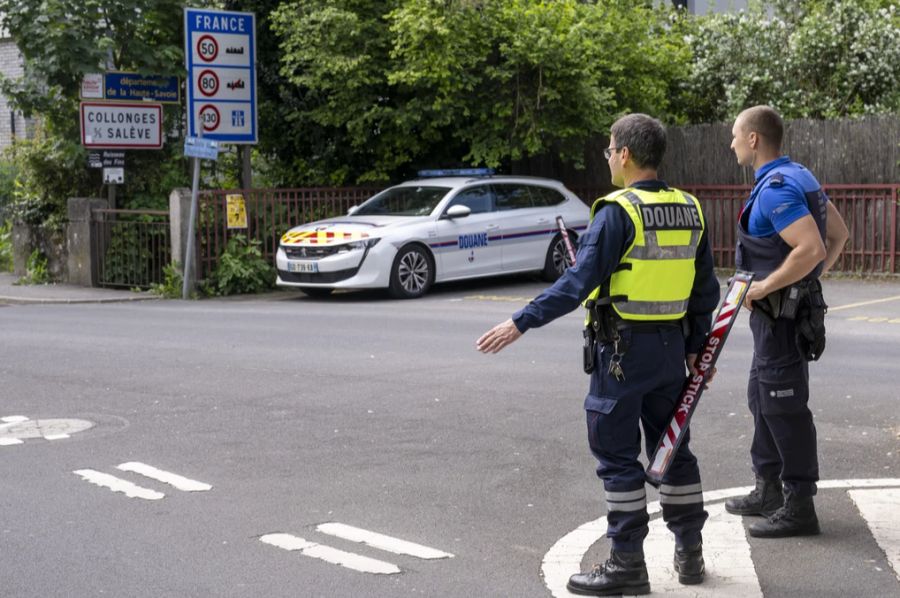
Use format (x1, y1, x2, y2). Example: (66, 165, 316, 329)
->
(184, 8, 257, 143)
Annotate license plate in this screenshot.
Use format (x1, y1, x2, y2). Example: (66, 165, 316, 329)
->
(288, 261, 318, 273)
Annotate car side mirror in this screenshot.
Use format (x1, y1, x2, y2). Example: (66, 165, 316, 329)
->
(347, 205, 359, 216)
(444, 205, 471, 219)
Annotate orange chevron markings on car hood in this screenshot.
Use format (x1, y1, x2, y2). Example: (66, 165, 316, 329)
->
(281, 230, 371, 245)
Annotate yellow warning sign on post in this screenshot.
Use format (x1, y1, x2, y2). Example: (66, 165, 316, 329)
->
(226, 194, 248, 229)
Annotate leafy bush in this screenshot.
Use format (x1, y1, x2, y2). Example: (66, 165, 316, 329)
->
(150, 262, 186, 299)
(681, 0, 900, 122)
(16, 248, 51, 285)
(204, 234, 275, 296)
(0, 221, 12, 272)
(5, 132, 91, 230)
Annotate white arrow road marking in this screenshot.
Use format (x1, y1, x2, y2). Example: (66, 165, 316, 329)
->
(259, 533, 401, 575)
(43, 434, 70, 441)
(116, 462, 212, 492)
(73, 469, 165, 500)
(316, 522, 454, 560)
(0, 438, 23, 446)
(849, 488, 900, 583)
(543, 479, 900, 597)
(1, 415, 30, 424)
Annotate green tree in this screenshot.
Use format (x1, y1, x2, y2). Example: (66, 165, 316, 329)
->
(270, 0, 692, 183)
(681, 0, 900, 122)
(0, 0, 206, 225)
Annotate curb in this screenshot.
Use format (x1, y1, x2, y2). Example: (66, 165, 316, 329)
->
(0, 295, 161, 305)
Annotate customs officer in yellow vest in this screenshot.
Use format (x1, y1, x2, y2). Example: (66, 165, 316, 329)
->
(477, 114, 719, 596)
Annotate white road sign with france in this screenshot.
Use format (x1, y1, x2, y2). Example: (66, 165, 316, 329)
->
(184, 8, 257, 143)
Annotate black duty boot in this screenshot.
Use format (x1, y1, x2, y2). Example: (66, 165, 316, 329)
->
(725, 475, 783, 517)
(567, 549, 650, 596)
(748, 489, 821, 538)
(674, 543, 705, 585)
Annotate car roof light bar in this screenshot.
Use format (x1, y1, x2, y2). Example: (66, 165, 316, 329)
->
(417, 168, 495, 178)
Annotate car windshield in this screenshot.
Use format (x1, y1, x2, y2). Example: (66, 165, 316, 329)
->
(354, 186, 451, 216)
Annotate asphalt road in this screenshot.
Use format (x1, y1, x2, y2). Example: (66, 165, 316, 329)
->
(1, 275, 898, 598)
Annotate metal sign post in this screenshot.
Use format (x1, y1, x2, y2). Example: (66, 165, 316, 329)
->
(182, 136, 220, 299)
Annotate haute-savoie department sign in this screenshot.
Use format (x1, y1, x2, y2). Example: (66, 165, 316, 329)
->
(79, 102, 163, 149)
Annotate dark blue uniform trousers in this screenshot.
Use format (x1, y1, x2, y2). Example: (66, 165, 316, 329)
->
(747, 310, 819, 497)
(585, 326, 708, 553)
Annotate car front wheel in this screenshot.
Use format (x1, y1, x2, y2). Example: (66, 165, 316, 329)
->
(389, 245, 434, 299)
(542, 232, 576, 282)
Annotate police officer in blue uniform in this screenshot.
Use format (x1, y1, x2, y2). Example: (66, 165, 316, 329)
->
(477, 114, 720, 596)
(726, 105, 848, 538)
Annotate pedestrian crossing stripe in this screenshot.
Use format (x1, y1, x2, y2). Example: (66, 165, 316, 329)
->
(317, 522, 454, 559)
(260, 533, 401, 575)
(73, 462, 212, 500)
(542, 479, 900, 597)
(261, 525, 454, 575)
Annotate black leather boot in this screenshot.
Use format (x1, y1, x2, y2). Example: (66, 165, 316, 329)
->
(567, 549, 650, 596)
(725, 475, 783, 517)
(749, 489, 821, 538)
(674, 542, 705, 585)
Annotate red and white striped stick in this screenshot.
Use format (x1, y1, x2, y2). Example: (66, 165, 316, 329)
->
(556, 216, 577, 267)
(645, 270, 755, 487)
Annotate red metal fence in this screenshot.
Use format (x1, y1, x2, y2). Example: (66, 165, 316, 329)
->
(197, 187, 379, 278)
(198, 184, 899, 278)
(573, 184, 899, 274)
(681, 184, 899, 274)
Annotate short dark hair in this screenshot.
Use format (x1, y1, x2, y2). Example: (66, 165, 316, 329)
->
(738, 105, 784, 149)
(610, 113, 667, 169)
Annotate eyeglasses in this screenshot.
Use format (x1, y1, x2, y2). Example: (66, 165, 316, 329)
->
(604, 147, 623, 160)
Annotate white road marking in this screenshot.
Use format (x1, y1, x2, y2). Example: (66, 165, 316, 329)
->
(73, 469, 165, 500)
(259, 533, 401, 575)
(0, 437, 24, 446)
(43, 434, 70, 441)
(542, 479, 900, 597)
(316, 522, 454, 560)
(1, 415, 30, 423)
(849, 488, 900, 583)
(116, 462, 212, 492)
(644, 502, 761, 597)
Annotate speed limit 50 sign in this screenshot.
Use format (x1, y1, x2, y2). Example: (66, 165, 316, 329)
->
(184, 8, 257, 143)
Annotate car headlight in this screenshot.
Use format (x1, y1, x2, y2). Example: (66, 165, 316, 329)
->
(336, 238, 381, 253)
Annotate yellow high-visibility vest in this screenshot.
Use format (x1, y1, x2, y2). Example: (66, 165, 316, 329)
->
(584, 187, 705, 321)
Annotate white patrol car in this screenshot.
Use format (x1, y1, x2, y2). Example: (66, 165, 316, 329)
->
(275, 170, 591, 298)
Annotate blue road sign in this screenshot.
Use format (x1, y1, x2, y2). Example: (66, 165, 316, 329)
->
(105, 73, 180, 104)
(184, 136, 220, 161)
(184, 8, 257, 144)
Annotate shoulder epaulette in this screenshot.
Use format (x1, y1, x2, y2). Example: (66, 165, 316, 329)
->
(768, 172, 784, 187)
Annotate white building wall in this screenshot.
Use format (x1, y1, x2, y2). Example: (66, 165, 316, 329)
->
(689, 0, 751, 13)
(0, 36, 30, 148)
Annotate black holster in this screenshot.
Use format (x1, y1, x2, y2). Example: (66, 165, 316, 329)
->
(583, 327, 596, 374)
(583, 297, 630, 374)
(754, 279, 827, 361)
(795, 279, 827, 361)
